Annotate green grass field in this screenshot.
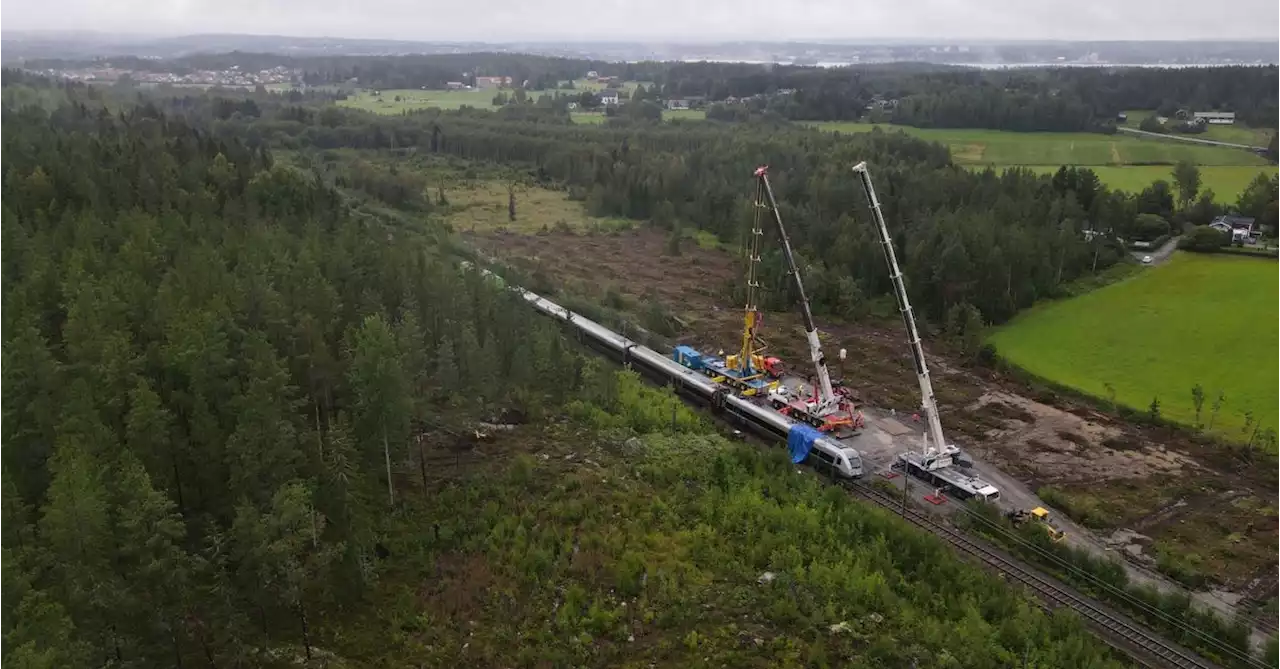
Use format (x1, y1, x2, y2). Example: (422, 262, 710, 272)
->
(811, 122, 1268, 166)
(339, 83, 672, 119)
(440, 179, 634, 234)
(338, 88, 500, 113)
(811, 122, 1273, 199)
(1019, 165, 1275, 201)
(663, 108, 706, 121)
(569, 109, 706, 124)
(987, 253, 1279, 443)
(565, 78, 646, 93)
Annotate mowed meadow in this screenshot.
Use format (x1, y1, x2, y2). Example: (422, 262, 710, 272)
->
(987, 253, 1279, 444)
(811, 122, 1275, 200)
(337, 80, 649, 115)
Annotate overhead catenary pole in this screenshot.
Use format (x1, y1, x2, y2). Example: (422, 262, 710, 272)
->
(754, 165, 836, 410)
(852, 161, 949, 456)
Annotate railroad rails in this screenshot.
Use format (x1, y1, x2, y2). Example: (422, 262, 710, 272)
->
(845, 480, 1224, 669)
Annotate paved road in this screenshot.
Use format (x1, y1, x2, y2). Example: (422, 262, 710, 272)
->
(1116, 126, 1265, 151)
(1131, 235, 1180, 266)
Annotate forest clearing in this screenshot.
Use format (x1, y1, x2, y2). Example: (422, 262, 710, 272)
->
(458, 182, 1279, 603)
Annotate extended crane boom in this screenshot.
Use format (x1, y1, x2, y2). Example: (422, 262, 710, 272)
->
(754, 165, 837, 411)
(852, 162, 950, 459)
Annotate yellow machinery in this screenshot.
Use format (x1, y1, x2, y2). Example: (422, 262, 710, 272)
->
(1010, 507, 1066, 542)
(723, 175, 783, 387)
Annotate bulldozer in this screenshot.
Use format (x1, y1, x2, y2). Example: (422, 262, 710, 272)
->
(1008, 507, 1066, 542)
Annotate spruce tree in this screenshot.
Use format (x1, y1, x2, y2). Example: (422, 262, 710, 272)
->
(225, 333, 303, 507)
(347, 315, 410, 505)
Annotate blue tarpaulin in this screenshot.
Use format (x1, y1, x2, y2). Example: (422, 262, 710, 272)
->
(787, 424, 822, 464)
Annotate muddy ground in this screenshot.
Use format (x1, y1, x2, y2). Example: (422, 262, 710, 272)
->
(465, 225, 1279, 622)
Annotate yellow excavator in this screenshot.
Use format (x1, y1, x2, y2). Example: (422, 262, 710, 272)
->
(1008, 507, 1066, 542)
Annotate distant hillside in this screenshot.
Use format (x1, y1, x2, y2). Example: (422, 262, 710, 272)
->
(3, 30, 1277, 65)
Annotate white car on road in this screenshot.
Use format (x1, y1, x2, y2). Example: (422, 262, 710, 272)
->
(1142, 255, 1153, 265)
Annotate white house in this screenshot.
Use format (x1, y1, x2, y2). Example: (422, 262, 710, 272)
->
(666, 98, 690, 110)
(1193, 111, 1236, 125)
(1210, 215, 1255, 242)
(598, 89, 621, 105)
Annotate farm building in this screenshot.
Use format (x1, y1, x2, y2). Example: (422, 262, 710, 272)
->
(475, 76, 513, 89)
(445, 81, 466, 90)
(666, 98, 690, 110)
(1193, 111, 1236, 125)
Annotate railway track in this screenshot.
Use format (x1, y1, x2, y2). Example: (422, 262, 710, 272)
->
(845, 481, 1225, 669)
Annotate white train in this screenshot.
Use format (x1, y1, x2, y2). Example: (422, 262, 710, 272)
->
(513, 286, 864, 478)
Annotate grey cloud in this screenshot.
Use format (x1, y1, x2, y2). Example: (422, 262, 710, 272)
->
(3, 0, 1277, 41)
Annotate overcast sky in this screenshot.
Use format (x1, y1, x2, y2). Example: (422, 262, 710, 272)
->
(3, 0, 1278, 42)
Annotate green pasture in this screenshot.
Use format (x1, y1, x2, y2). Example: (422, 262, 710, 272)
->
(663, 108, 706, 121)
(338, 88, 499, 113)
(1018, 165, 1276, 200)
(987, 253, 1279, 444)
(810, 121, 1272, 197)
(569, 109, 706, 124)
(811, 122, 1268, 167)
(564, 78, 646, 93)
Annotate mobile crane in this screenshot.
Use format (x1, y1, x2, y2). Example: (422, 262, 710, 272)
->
(753, 166, 861, 433)
(852, 161, 998, 501)
(671, 179, 781, 397)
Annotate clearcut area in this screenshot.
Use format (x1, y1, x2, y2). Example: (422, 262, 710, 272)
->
(988, 253, 1279, 444)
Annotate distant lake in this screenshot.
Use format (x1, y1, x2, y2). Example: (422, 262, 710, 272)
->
(681, 58, 1274, 69)
(953, 62, 1275, 69)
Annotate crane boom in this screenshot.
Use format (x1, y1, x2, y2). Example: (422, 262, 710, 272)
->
(754, 166, 836, 409)
(736, 179, 767, 375)
(852, 162, 949, 457)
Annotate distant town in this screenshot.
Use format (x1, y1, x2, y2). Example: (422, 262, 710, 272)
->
(43, 64, 300, 87)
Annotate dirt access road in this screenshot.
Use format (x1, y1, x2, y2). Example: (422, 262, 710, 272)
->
(1131, 235, 1180, 266)
(1116, 126, 1267, 151)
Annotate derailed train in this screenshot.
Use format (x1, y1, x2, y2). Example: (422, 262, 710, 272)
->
(513, 284, 864, 478)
